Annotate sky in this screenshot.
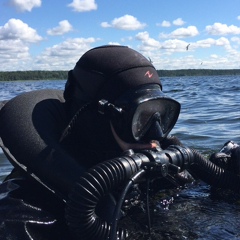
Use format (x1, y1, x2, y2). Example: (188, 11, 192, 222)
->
(1, 0, 240, 71)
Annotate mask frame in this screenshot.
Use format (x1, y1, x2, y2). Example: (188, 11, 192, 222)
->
(98, 84, 181, 143)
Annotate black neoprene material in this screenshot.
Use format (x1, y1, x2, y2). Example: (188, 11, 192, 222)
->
(0, 46, 175, 239)
(0, 46, 163, 201)
(0, 89, 122, 239)
(0, 89, 87, 199)
(0, 178, 72, 240)
(65, 45, 162, 103)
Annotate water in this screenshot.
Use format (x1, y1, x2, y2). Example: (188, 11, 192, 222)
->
(162, 75, 240, 152)
(0, 76, 240, 239)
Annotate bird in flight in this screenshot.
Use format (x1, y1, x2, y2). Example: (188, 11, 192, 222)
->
(186, 44, 190, 51)
(148, 57, 153, 63)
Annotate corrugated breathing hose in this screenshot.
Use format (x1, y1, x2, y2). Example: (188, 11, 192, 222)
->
(65, 145, 240, 240)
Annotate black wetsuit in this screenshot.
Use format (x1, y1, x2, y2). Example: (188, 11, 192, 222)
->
(0, 89, 122, 240)
(0, 45, 163, 239)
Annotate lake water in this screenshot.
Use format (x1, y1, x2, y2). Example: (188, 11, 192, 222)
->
(0, 76, 240, 239)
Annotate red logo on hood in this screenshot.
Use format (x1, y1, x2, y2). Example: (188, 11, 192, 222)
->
(145, 70, 153, 78)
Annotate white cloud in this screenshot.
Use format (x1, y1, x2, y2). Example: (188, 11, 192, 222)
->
(196, 38, 217, 48)
(135, 33, 190, 66)
(136, 31, 161, 49)
(101, 15, 146, 31)
(68, 0, 97, 12)
(0, 18, 42, 70)
(215, 37, 230, 46)
(160, 26, 199, 39)
(134, 33, 238, 69)
(0, 39, 31, 70)
(34, 37, 97, 70)
(231, 36, 240, 44)
(237, 16, 240, 20)
(9, 0, 41, 12)
(206, 22, 240, 35)
(108, 42, 121, 46)
(0, 39, 29, 59)
(0, 36, 98, 71)
(0, 18, 42, 42)
(173, 18, 185, 26)
(47, 20, 73, 36)
(161, 39, 188, 52)
(195, 37, 230, 50)
(101, 22, 111, 28)
(134, 32, 161, 66)
(158, 20, 171, 27)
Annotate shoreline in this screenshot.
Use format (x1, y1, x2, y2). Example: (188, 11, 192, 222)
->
(0, 69, 240, 81)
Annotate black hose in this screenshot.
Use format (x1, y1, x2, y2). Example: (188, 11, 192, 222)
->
(65, 153, 148, 240)
(65, 145, 240, 240)
(109, 169, 146, 240)
(189, 148, 240, 192)
(153, 145, 240, 192)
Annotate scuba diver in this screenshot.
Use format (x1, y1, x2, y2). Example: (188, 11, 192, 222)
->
(0, 45, 239, 240)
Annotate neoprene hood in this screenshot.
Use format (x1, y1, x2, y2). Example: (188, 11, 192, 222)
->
(64, 45, 180, 143)
(64, 45, 161, 103)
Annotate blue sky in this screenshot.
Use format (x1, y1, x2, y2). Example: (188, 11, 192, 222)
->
(1, 0, 240, 71)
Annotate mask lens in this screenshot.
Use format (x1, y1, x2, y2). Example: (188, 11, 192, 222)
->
(132, 98, 180, 141)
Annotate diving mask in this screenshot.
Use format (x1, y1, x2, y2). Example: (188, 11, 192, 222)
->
(98, 84, 181, 143)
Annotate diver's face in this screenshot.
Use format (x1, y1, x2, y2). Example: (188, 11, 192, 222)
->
(110, 122, 160, 151)
(109, 84, 180, 145)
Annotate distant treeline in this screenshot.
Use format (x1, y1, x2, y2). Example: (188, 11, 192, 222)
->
(157, 69, 240, 77)
(0, 69, 240, 81)
(0, 71, 68, 81)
